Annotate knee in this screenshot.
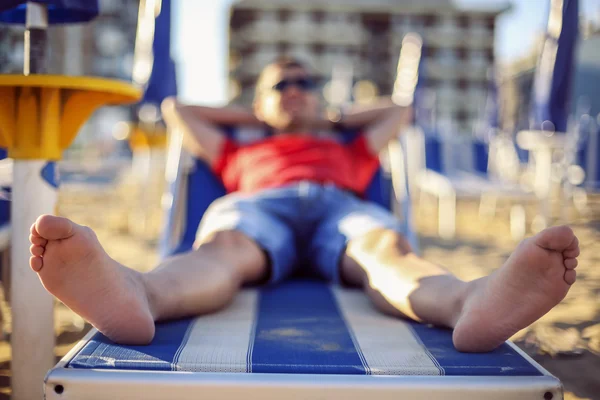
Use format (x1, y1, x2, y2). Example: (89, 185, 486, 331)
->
(195, 230, 267, 281)
(200, 230, 251, 249)
(347, 229, 412, 259)
(199, 230, 265, 261)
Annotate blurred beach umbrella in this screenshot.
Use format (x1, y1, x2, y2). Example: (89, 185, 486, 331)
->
(130, 0, 178, 239)
(135, 0, 177, 123)
(0, 4, 100, 399)
(0, 0, 98, 24)
(0, 3, 141, 399)
(530, 0, 580, 133)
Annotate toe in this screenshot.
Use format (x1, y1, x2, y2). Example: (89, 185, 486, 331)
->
(567, 235, 579, 250)
(30, 223, 41, 237)
(534, 226, 576, 252)
(564, 269, 577, 285)
(564, 258, 578, 270)
(30, 244, 45, 257)
(35, 215, 75, 241)
(30, 256, 43, 272)
(564, 248, 580, 259)
(564, 236, 580, 258)
(29, 234, 47, 246)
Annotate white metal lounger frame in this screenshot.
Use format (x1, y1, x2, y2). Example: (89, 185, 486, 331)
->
(45, 323, 562, 400)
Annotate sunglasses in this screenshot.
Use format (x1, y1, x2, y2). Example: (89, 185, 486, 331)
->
(271, 77, 316, 92)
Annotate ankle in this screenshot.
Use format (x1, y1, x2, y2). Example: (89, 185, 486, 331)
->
(138, 272, 162, 321)
(446, 278, 475, 328)
(451, 277, 486, 327)
(407, 274, 469, 328)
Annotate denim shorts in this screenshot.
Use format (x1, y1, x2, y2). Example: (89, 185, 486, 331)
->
(196, 182, 404, 284)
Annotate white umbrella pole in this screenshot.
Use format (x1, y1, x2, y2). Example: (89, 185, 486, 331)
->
(11, 3, 55, 400)
(11, 161, 56, 400)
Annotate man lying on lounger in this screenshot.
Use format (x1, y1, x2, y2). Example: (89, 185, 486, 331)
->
(29, 57, 579, 352)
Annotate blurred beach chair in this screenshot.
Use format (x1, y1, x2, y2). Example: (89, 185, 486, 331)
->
(0, 157, 10, 334)
(405, 127, 532, 240)
(484, 134, 536, 218)
(46, 123, 563, 400)
(547, 115, 598, 222)
(0, 151, 12, 337)
(0, 151, 11, 298)
(160, 124, 418, 257)
(0, 151, 11, 255)
(574, 116, 600, 196)
(516, 116, 594, 228)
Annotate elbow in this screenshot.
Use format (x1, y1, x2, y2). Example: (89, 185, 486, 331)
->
(161, 97, 181, 123)
(404, 105, 414, 122)
(382, 105, 413, 127)
(161, 96, 179, 113)
(392, 105, 413, 127)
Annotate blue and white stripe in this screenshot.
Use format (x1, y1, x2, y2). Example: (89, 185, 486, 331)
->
(68, 281, 541, 377)
(332, 288, 441, 376)
(173, 291, 258, 373)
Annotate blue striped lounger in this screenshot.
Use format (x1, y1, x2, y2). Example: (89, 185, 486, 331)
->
(46, 281, 562, 400)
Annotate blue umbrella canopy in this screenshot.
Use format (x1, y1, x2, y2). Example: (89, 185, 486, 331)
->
(0, 0, 98, 24)
(140, 0, 177, 109)
(530, 0, 579, 133)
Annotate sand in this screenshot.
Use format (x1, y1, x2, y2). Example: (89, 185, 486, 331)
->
(0, 181, 597, 399)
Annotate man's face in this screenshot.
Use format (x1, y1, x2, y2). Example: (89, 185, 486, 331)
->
(254, 65, 320, 131)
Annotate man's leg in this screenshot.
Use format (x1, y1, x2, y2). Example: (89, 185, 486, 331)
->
(29, 215, 268, 345)
(341, 226, 580, 352)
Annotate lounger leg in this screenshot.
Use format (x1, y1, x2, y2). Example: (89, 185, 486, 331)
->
(572, 187, 588, 214)
(510, 205, 526, 241)
(439, 191, 456, 240)
(1, 248, 9, 304)
(478, 192, 497, 220)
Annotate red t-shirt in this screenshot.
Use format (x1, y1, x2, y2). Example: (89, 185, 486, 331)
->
(212, 134, 380, 195)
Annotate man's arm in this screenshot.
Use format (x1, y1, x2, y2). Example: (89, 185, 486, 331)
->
(336, 98, 413, 154)
(161, 97, 261, 164)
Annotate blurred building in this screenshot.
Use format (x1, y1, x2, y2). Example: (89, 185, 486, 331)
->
(228, 0, 509, 133)
(0, 24, 24, 73)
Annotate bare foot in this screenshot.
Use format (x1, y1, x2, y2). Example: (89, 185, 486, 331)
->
(29, 215, 155, 345)
(453, 226, 580, 352)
